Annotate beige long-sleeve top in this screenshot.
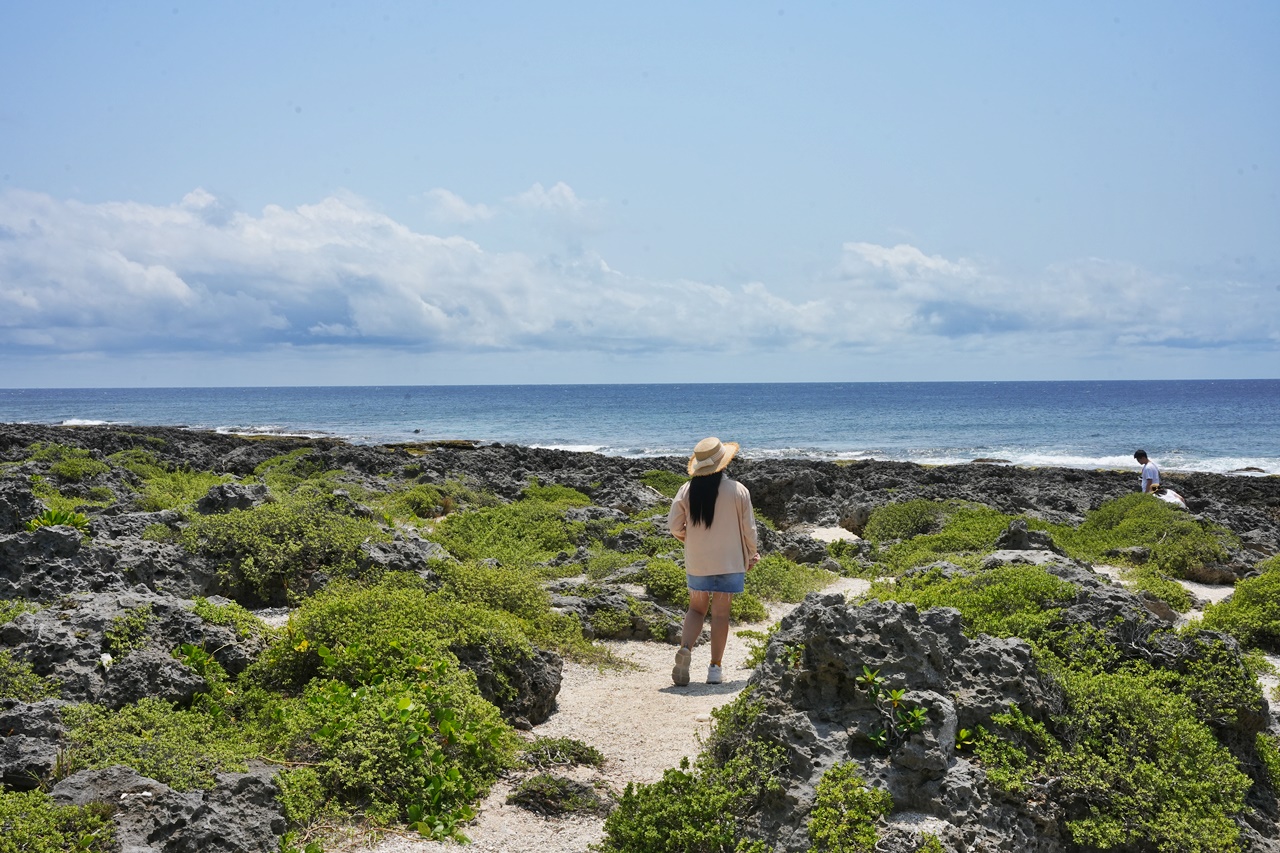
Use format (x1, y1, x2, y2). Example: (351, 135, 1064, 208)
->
(667, 475, 759, 576)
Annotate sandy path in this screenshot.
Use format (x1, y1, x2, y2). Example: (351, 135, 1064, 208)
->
(329, 576, 869, 853)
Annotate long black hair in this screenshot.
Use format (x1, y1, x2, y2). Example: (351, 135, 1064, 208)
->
(688, 470, 723, 527)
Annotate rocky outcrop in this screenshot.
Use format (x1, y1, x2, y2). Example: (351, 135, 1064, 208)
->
(739, 595, 1064, 852)
(0, 590, 265, 706)
(50, 764, 286, 853)
(452, 644, 563, 729)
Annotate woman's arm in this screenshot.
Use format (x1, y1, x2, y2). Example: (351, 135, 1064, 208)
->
(668, 484, 689, 542)
(739, 485, 759, 567)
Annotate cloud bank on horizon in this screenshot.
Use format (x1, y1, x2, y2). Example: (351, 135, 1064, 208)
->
(3, 184, 1275, 384)
(1, 2, 1276, 385)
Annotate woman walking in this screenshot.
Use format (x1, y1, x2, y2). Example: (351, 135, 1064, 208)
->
(667, 436, 760, 686)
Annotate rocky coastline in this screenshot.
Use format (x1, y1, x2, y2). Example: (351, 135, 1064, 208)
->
(1, 422, 1278, 852)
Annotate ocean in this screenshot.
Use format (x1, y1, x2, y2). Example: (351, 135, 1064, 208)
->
(1, 380, 1277, 476)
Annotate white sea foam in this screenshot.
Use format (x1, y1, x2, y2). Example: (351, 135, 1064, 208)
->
(60, 418, 113, 426)
(531, 443, 606, 454)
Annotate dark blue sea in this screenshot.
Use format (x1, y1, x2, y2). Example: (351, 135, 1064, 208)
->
(1, 381, 1277, 475)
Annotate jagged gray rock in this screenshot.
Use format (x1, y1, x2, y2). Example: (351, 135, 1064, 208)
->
(735, 594, 1065, 853)
(50, 763, 286, 853)
(194, 482, 271, 514)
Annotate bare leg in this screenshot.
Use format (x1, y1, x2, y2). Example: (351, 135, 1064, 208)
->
(709, 592, 732, 665)
(681, 590, 710, 650)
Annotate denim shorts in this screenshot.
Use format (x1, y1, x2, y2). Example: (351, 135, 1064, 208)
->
(686, 572, 746, 594)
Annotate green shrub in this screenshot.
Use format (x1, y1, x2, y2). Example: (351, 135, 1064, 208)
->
(108, 447, 167, 479)
(253, 448, 333, 492)
(0, 651, 60, 701)
(869, 564, 1077, 642)
(274, 766, 336, 826)
(805, 762, 892, 853)
(0, 599, 40, 625)
(180, 494, 387, 601)
(1052, 493, 1234, 579)
(103, 605, 152, 658)
(28, 475, 111, 516)
(141, 522, 178, 542)
(976, 661, 1251, 852)
(507, 773, 611, 816)
(731, 592, 767, 623)
(28, 442, 110, 482)
(264, 659, 517, 836)
(434, 559, 552, 623)
(1162, 633, 1265, 729)
(641, 469, 686, 499)
(586, 548, 642, 581)
(380, 483, 450, 521)
(434, 498, 586, 568)
(745, 555, 834, 603)
(596, 739, 781, 853)
(1257, 733, 1280, 790)
(0, 790, 115, 853)
(862, 500, 945, 542)
(737, 627, 776, 668)
(25, 507, 90, 532)
(191, 596, 269, 640)
(644, 558, 690, 608)
(1200, 567, 1280, 652)
(138, 468, 232, 511)
(873, 503, 1023, 572)
(1120, 566, 1193, 612)
(61, 698, 257, 790)
(521, 479, 592, 506)
(521, 736, 605, 768)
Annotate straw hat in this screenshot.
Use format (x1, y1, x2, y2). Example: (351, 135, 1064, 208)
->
(687, 436, 740, 477)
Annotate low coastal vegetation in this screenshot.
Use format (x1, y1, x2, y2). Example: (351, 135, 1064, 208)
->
(1, 430, 1277, 852)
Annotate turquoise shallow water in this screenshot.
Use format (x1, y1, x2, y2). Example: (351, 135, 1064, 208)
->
(1, 380, 1277, 475)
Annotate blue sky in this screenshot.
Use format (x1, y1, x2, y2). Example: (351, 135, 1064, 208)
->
(1, 1, 1276, 386)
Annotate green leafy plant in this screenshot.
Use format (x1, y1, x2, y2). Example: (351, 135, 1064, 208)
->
(869, 564, 1077, 643)
(737, 627, 775, 668)
(521, 736, 605, 769)
(25, 507, 90, 532)
(854, 667, 931, 751)
(507, 773, 611, 816)
(1257, 733, 1280, 790)
(103, 605, 153, 658)
(180, 494, 388, 602)
(28, 442, 111, 483)
(433, 495, 586, 569)
(0, 650, 61, 701)
(1199, 560, 1280, 651)
(640, 469, 687, 498)
(862, 499, 945, 542)
(191, 596, 269, 640)
(60, 698, 256, 790)
(730, 591, 767, 623)
(596, 746, 778, 853)
(262, 655, 517, 837)
(0, 790, 115, 853)
(975, 660, 1252, 852)
(805, 762, 892, 853)
(644, 558, 691, 608)
(745, 555, 834, 603)
(0, 598, 41, 625)
(1051, 493, 1235, 579)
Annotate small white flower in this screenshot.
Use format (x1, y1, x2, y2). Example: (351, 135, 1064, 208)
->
(100, 652, 114, 669)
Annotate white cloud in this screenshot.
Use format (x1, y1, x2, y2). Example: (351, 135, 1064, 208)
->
(424, 188, 494, 224)
(509, 181, 589, 216)
(0, 188, 1274, 372)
